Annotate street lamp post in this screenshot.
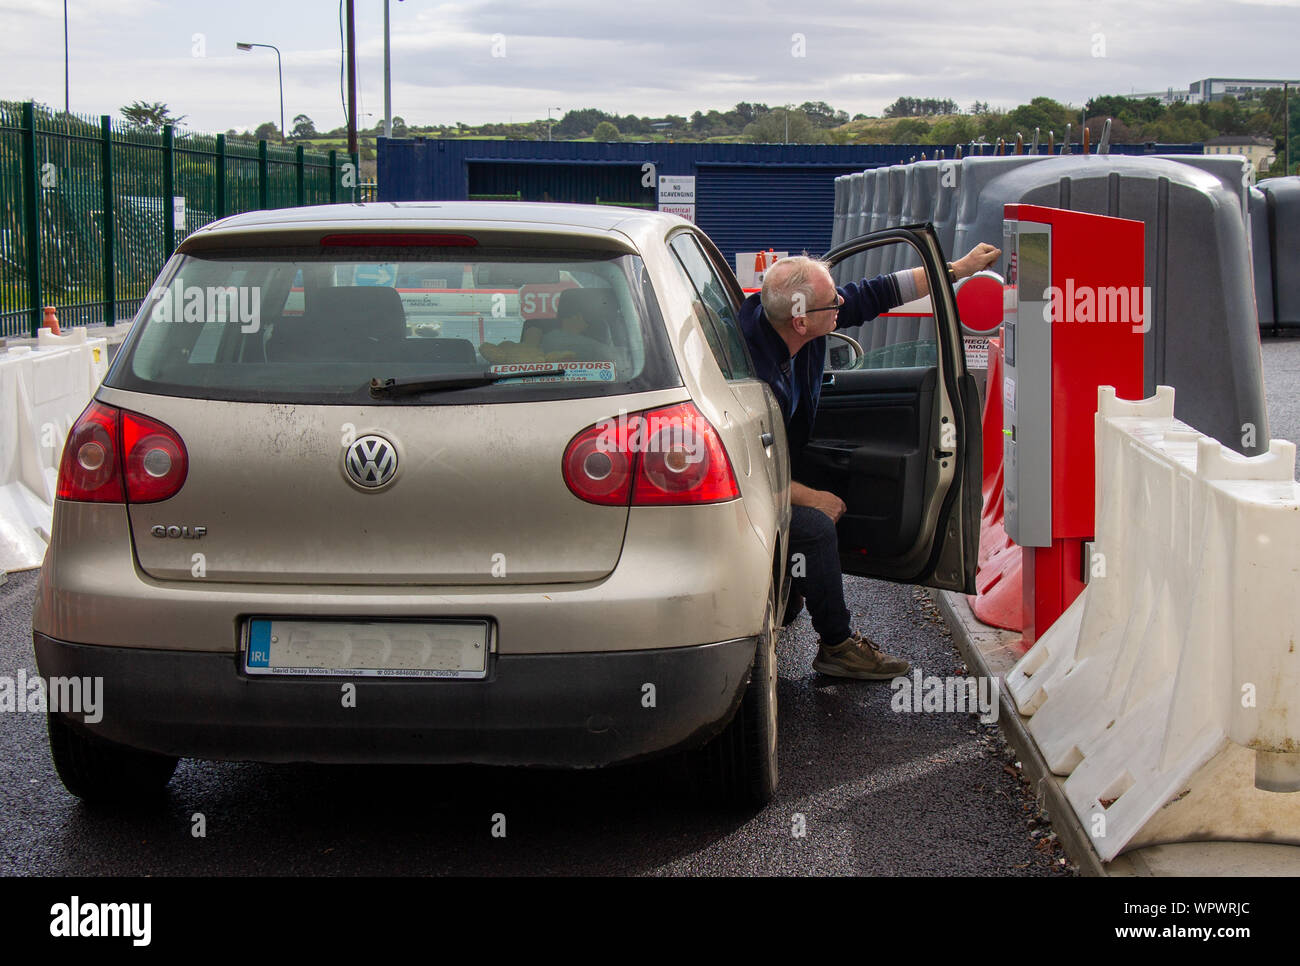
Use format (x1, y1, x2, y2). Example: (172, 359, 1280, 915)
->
(547, 107, 562, 141)
(236, 42, 285, 142)
(383, 0, 407, 141)
(63, 0, 69, 113)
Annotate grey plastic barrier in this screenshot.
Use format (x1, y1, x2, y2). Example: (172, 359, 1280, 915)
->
(896, 160, 940, 275)
(832, 174, 849, 251)
(1153, 155, 1250, 226)
(848, 172, 871, 282)
(1250, 186, 1274, 328)
(1260, 177, 1300, 329)
(863, 165, 902, 278)
(830, 174, 855, 285)
(847, 168, 877, 283)
(880, 165, 909, 274)
(950, 155, 1049, 274)
(961, 154, 1267, 454)
(932, 157, 963, 260)
(880, 165, 915, 275)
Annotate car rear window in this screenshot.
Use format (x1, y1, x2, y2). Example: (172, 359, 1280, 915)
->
(106, 246, 680, 404)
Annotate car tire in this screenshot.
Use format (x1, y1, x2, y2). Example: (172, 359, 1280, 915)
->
(692, 583, 779, 809)
(47, 713, 179, 804)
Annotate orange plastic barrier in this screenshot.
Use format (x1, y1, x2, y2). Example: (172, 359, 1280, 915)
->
(968, 336, 1025, 633)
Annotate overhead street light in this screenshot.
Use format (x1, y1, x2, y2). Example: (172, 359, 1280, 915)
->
(236, 41, 285, 142)
(547, 107, 562, 141)
(383, 0, 407, 140)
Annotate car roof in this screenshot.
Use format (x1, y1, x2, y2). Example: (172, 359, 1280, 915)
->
(179, 201, 691, 254)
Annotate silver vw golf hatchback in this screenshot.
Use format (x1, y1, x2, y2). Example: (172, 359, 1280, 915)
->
(34, 203, 793, 806)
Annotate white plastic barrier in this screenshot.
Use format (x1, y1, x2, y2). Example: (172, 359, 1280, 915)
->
(0, 328, 108, 572)
(1007, 385, 1300, 861)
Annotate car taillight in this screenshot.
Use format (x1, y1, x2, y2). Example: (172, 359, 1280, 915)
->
(122, 410, 188, 503)
(57, 401, 123, 503)
(562, 402, 739, 507)
(56, 402, 187, 504)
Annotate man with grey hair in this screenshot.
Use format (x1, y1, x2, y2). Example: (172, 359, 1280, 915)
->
(741, 242, 998, 678)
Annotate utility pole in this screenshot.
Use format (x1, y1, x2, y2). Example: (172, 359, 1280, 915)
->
(1286, 82, 1291, 176)
(346, 0, 358, 156)
(383, 0, 392, 139)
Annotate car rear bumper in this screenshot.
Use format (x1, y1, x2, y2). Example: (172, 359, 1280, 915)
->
(34, 632, 757, 767)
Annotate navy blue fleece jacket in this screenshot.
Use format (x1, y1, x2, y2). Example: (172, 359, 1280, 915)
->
(739, 274, 906, 482)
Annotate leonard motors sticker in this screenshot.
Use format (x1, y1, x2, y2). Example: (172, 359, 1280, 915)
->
(490, 361, 616, 384)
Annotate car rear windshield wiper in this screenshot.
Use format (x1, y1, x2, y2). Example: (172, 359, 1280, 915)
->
(368, 367, 568, 398)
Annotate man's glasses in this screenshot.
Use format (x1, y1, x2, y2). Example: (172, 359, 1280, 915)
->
(804, 295, 844, 315)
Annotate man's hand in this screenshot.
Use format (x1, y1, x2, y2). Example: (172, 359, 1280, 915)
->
(809, 490, 846, 523)
(950, 242, 1001, 281)
(791, 481, 846, 523)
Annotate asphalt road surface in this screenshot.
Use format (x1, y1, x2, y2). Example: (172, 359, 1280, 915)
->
(0, 565, 1068, 876)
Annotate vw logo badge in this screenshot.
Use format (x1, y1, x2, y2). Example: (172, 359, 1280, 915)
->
(344, 435, 398, 489)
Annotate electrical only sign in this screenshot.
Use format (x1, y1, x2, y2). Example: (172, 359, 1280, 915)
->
(658, 176, 696, 222)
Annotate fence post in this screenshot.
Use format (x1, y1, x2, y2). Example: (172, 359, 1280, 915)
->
(163, 124, 175, 254)
(101, 115, 116, 326)
(329, 149, 338, 204)
(20, 101, 42, 338)
(216, 133, 227, 218)
(258, 140, 268, 209)
(296, 144, 305, 206)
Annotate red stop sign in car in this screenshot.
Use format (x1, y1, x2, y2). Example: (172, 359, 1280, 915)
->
(519, 281, 578, 320)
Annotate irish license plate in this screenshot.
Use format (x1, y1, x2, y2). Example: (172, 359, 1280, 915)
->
(245, 619, 489, 679)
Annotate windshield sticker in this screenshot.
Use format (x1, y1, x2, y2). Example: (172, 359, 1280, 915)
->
(490, 361, 616, 384)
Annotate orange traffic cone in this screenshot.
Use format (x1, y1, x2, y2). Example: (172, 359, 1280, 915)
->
(42, 306, 61, 335)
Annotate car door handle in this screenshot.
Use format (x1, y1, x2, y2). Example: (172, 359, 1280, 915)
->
(760, 432, 774, 448)
(822, 373, 835, 387)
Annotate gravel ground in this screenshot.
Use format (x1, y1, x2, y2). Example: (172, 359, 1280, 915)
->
(1261, 333, 1300, 447)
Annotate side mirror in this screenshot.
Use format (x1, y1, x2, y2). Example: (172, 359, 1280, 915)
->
(825, 331, 864, 371)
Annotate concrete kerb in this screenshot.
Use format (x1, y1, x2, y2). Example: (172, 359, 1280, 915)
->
(930, 587, 1107, 877)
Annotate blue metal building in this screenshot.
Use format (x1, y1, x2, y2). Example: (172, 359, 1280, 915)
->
(378, 138, 1202, 265)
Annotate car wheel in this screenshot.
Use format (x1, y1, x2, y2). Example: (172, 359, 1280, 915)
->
(693, 582, 779, 809)
(47, 713, 179, 804)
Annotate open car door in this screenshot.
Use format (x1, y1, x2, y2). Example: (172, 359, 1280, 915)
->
(804, 225, 982, 593)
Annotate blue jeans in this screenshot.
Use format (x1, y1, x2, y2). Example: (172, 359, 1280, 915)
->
(788, 504, 852, 647)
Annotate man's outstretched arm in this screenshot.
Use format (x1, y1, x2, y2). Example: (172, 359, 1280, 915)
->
(908, 242, 1001, 299)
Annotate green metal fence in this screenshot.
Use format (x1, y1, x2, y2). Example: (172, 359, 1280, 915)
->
(0, 101, 365, 338)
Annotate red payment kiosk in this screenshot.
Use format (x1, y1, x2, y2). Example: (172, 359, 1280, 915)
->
(1001, 205, 1145, 644)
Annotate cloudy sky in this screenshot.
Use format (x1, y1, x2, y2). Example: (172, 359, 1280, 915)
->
(2, 0, 1298, 134)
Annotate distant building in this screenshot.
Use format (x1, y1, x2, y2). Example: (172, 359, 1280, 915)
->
(1204, 135, 1277, 182)
(1188, 78, 1299, 104)
(1129, 88, 1193, 106)
(1116, 79, 1298, 108)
